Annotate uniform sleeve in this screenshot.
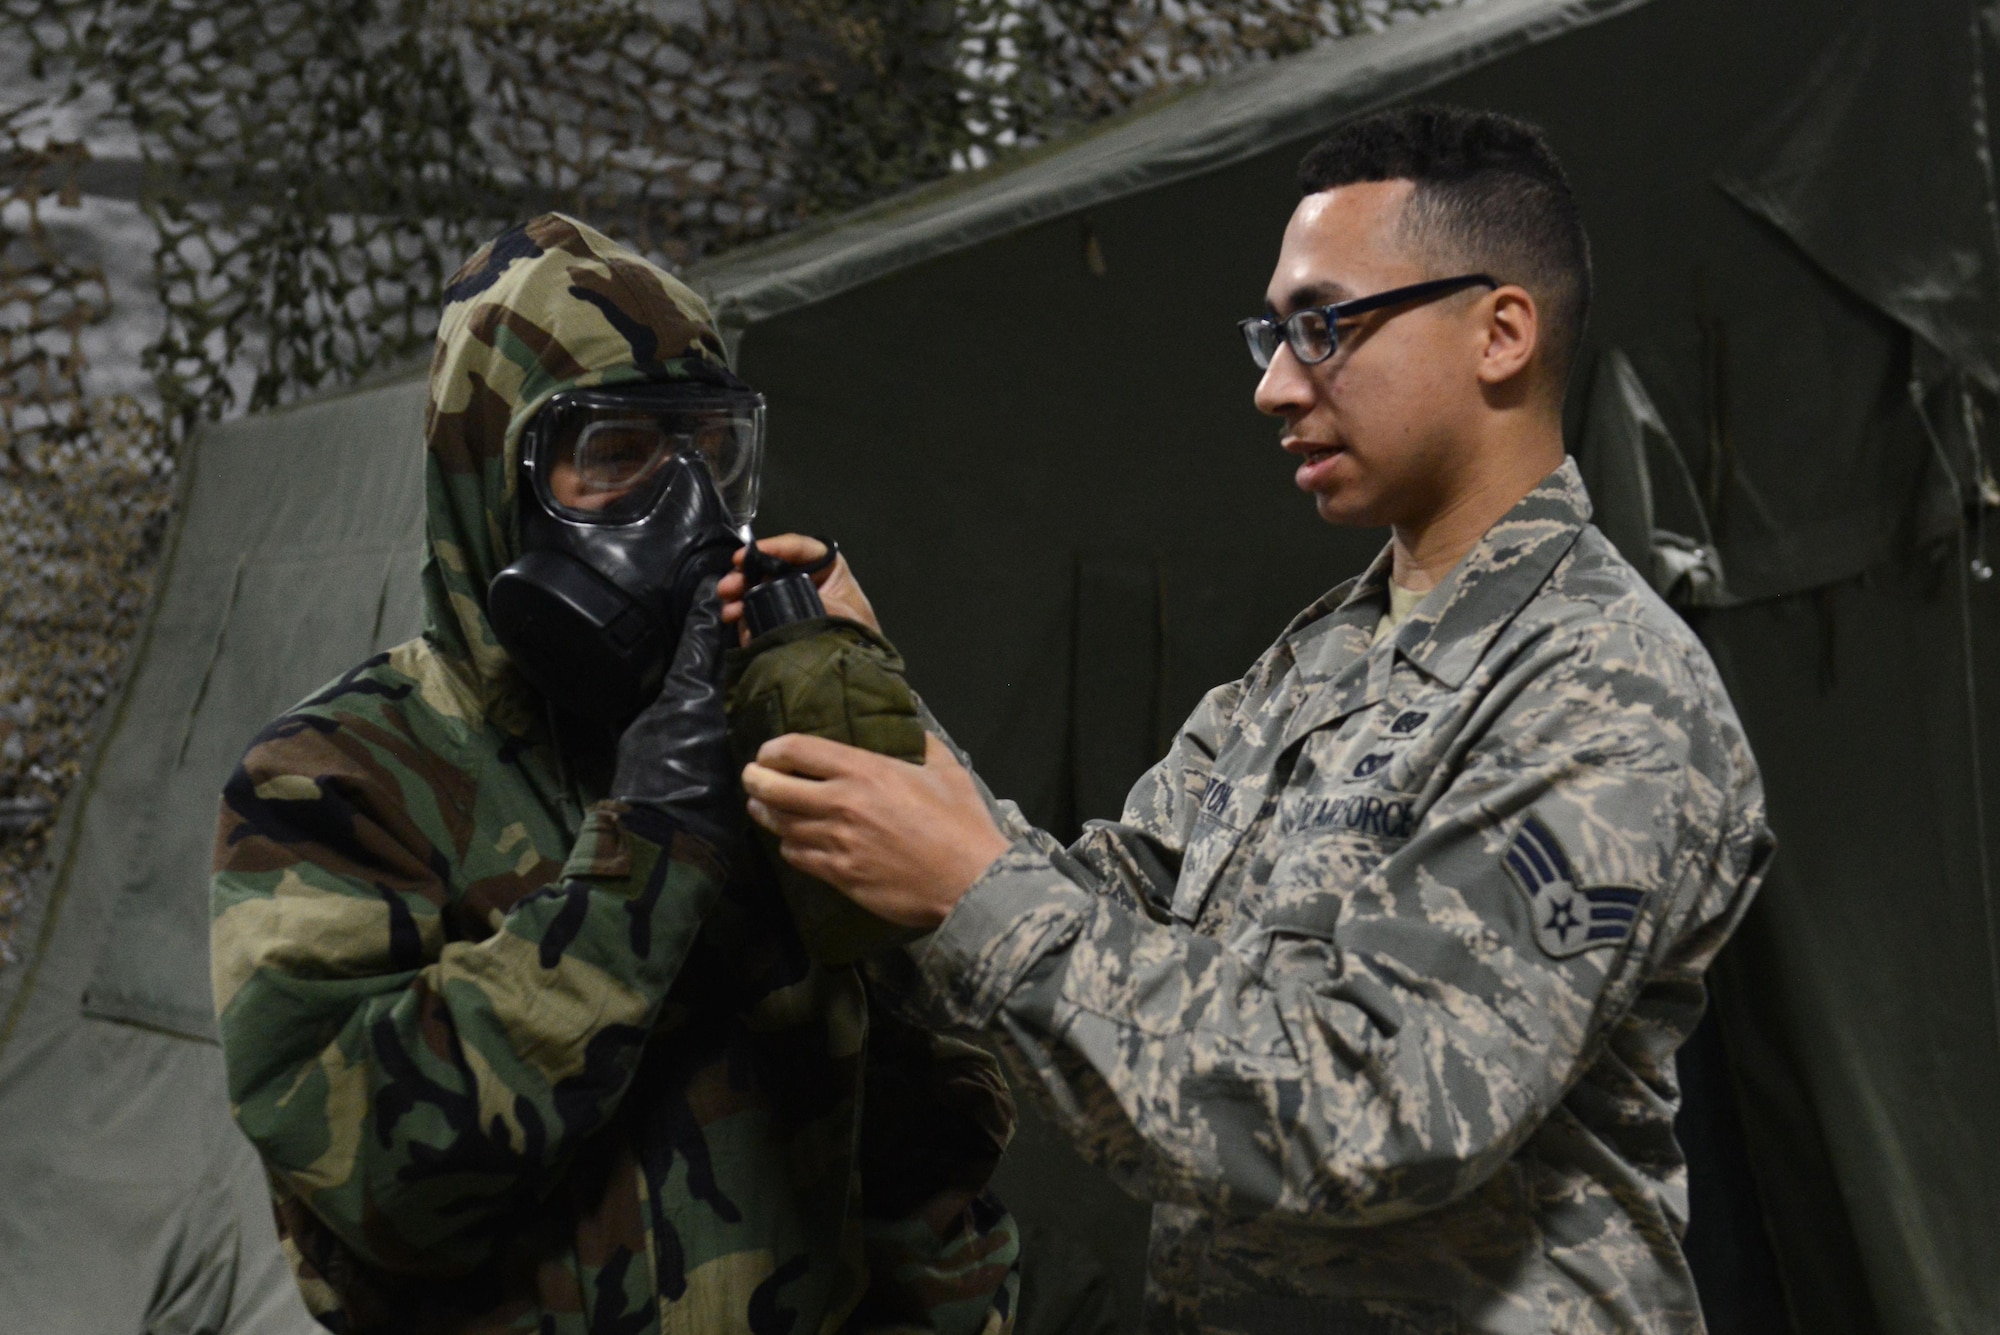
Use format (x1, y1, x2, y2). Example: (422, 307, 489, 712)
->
(903, 625, 1761, 1225)
(914, 678, 1246, 919)
(209, 715, 728, 1276)
(852, 1004, 1022, 1334)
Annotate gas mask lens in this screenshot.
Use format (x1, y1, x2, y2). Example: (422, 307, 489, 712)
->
(529, 387, 765, 527)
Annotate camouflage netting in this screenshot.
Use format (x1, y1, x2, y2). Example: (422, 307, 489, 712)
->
(0, 0, 1465, 965)
(0, 111, 176, 963)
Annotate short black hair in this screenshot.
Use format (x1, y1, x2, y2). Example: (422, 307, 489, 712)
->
(1295, 104, 1591, 390)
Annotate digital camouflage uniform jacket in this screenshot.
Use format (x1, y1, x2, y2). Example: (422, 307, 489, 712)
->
(900, 459, 1773, 1334)
(210, 214, 1020, 1335)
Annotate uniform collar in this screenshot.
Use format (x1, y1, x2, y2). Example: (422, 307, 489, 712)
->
(1380, 456, 1592, 687)
(1286, 456, 1591, 698)
(1270, 534, 1397, 748)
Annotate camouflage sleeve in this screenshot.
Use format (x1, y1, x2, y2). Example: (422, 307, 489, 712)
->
(910, 694, 1048, 851)
(854, 1197, 1020, 1335)
(210, 717, 728, 1276)
(833, 708, 1028, 1333)
(914, 679, 1246, 917)
(904, 623, 1746, 1224)
(852, 1005, 1022, 1334)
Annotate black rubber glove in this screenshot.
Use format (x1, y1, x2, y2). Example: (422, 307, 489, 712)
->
(610, 578, 739, 849)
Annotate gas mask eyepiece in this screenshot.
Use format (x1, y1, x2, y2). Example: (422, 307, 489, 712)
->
(526, 383, 763, 529)
(489, 379, 765, 724)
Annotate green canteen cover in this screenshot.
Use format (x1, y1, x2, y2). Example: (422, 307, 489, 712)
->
(726, 615, 929, 963)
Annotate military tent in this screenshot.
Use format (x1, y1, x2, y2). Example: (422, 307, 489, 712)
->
(4, 0, 1998, 1329)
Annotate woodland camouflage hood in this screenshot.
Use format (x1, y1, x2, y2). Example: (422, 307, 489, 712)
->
(419, 212, 730, 728)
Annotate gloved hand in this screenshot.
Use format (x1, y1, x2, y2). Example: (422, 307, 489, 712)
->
(610, 577, 739, 849)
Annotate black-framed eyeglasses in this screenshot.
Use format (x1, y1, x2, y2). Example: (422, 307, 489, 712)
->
(1237, 273, 1499, 370)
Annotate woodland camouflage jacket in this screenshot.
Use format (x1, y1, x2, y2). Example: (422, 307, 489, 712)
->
(210, 215, 1020, 1335)
(899, 460, 1774, 1334)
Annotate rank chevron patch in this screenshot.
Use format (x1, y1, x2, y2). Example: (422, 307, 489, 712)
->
(1501, 814, 1644, 958)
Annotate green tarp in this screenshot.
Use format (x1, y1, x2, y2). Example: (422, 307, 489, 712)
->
(5, 0, 1999, 1330)
(76, 386, 429, 1039)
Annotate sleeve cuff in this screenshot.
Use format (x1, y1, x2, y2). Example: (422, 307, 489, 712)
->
(914, 839, 1095, 1028)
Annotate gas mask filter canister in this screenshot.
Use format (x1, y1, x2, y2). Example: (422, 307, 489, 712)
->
(488, 379, 765, 723)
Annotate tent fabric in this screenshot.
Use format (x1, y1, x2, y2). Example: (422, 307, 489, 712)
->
(6, 0, 2000, 1332)
(1575, 348, 1724, 605)
(690, 0, 1656, 337)
(1700, 566, 2000, 1335)
(0, 995, 309, 1333)
(77, 380, 430, 1041)
(1715, 0, 2000, 393)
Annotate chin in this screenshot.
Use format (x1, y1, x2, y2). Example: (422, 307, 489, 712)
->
(1312, 488, 1385, 529)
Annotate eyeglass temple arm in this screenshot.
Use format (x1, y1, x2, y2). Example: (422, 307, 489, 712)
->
(1237, 273, 1499, 363)
(1328, 273, 1498, 321)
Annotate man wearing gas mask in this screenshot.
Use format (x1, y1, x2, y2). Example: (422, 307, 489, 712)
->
(210, 214, 1020, 1335)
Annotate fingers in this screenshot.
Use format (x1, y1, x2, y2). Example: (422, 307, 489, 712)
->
(768, 839, 872, 903)
(716, 564, 747, 625)
(753, 732, 879, 781)
(723, 536, 829, 570)
(744, 800, 849, 882)
(815, 560, 882, 633)
(775, 843, 838, 882)
(720, 535, 841, 629)
(666, 576, 729, 676)
(744, 788, 869, 889)
(752, 534, 830, 567)
(742, 734, 892, 823)
(745, 795, 831, 840)
(740, 760, 840, 816)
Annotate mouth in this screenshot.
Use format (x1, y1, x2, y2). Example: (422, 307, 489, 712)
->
(1286, 438, 1346, 491)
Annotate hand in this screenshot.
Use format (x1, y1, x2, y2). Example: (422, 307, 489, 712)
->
(610, 579, 738, 847)
(717, 534, 881, 642)
(740, 733, 1012, 929)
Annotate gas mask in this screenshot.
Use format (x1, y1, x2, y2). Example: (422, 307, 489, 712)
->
(488, 376, 765, 723)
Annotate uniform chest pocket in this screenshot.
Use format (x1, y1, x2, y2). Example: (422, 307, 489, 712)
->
(1302, 692, 1456, 796)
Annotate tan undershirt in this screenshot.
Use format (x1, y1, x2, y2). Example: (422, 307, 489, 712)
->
(1371, 580, 1429, 646)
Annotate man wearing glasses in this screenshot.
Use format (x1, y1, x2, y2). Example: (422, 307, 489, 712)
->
(730, 106, 1774, 1333)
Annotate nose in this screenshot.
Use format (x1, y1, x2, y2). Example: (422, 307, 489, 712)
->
(1253, 341, 1316, 421)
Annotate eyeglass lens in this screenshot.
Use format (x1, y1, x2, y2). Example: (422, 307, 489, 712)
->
(1286, 310, 1334, 365)
(1242, 321, 1278, 369)
(1243, 310, 1338, 370)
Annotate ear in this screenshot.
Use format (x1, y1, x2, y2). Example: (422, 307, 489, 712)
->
(1476, 285, 1539, 388)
